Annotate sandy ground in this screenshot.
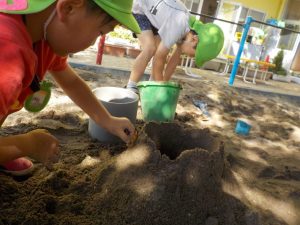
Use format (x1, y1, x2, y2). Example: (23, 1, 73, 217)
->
(0, 68, 300, 225)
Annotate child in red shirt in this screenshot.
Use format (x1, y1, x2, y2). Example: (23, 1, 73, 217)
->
(0, 0, 140, 176)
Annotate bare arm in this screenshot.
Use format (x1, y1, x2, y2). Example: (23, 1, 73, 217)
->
(163, 44, 182, 81)
(0, 144, 23, 164)
(50, 64, 112, 128)
(0, 129, 59, 167)
(152, 43, 170, 81)
(50, 64, 134, 142)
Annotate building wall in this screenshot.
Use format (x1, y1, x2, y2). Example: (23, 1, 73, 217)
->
(226, 0, 287, 19)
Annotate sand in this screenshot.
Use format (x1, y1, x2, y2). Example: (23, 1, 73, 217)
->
(0, 68, 300, 225)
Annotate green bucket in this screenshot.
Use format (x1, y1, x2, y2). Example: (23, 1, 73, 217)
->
(137, 81, 182, 122)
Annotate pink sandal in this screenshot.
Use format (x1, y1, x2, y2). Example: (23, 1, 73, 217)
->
(0, 157, 34, 176)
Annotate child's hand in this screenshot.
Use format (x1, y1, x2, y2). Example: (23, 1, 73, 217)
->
(18, 129, 60, 169)
(105, 116, 135, 143)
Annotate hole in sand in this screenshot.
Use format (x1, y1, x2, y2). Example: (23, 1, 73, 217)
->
(45, 198, 57, 214)
(144, 123, 219, 160)
(13, 174, 32, 182)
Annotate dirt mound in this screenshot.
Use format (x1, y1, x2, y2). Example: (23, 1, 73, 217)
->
(0, 120, 250, 225)
(1, 69, 300, 225)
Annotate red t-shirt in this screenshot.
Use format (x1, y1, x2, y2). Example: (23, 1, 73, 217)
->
(0, 13, 67, 118)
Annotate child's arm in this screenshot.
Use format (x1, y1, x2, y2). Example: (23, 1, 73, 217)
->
(50, 65, 135, 143)
(0, 145, 23, 164)
(163, 44, 182, 81)
(0, 129, 59, 167)
(152, 43, 170, 81)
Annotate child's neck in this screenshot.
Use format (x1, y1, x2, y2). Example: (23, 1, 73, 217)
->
(24, 4, 55, 43)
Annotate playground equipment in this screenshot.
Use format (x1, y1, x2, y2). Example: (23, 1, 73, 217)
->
(180, 55, 200, 78)
(190, 12, 300, 86)
(220, 54, 275, 84)
(96, 35, 106, 65)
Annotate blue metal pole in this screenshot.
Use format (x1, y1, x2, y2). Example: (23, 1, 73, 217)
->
(229, 16, 253, 86)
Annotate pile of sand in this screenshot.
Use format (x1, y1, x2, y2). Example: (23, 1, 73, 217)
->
(1, 69, 299, 225)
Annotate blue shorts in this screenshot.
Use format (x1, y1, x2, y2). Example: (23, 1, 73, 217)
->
(133, 13, 159, 36)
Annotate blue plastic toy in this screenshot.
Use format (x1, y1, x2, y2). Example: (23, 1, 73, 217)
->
(235, 120, 251, 135)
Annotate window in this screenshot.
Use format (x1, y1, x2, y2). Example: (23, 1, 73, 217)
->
(278, 0, 300, 51)
(236, 8, 266, 33)
(182, 0, 219, 23)
(216, 2, 240, 36)
(182, 0, 200, 11)
(278, 23, 299, 50)
(284, 0, 300, 20)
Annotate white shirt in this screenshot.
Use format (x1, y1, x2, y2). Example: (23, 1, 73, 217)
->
(133, 0, 190, 49)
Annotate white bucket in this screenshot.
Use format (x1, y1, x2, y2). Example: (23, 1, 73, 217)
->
(88, 87, 139, 143)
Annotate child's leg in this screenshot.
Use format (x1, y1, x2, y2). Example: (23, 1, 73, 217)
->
(129, 30, 157, 83)
(148, 34, 161, 81)
(127, 14, 158, 92)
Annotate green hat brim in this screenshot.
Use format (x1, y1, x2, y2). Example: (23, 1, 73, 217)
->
(192, 21, 224, 67)
(94, 1, 141, 34)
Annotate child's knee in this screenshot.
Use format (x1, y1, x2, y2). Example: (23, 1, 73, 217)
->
(142, 46, 156, 59)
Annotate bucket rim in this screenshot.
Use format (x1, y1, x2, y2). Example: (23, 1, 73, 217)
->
(92, 86, 139, 104)
(137, 81, 182, 89)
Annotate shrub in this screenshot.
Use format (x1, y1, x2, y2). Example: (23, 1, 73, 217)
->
(271, 50, 287, 76)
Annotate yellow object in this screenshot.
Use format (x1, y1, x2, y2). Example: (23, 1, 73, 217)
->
(235, 32, 242, 41)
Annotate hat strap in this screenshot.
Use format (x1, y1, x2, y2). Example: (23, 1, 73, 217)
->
(43, 9, 56, 40)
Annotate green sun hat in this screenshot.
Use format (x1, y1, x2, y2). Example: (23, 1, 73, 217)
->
(0, 0, 140, 33)
(189, 16, 224, 67)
